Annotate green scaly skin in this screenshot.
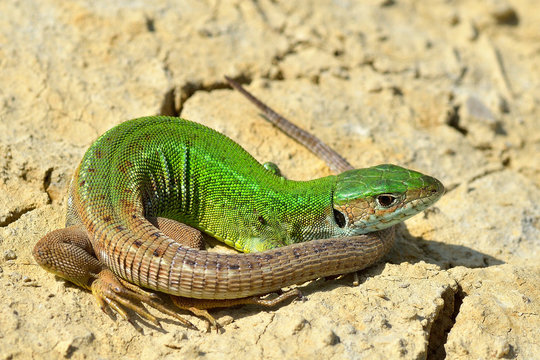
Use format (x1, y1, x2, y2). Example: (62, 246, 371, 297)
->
(72, 116, 443, 255)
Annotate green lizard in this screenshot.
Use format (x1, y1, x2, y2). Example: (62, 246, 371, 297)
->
(33, 78, 444, 330)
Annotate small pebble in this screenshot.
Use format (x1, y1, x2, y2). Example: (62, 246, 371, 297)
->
(4, 250, 17, 260)
(493, 338, 511, 358)
(490, 3, 518, 25)
(323, 330, 340, 346)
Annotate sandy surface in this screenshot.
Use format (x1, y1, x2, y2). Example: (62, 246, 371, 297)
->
(0, 0, 538, 359)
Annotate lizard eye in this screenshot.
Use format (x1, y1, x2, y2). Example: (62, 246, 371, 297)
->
(376, 194, 398, 208)
(333, 209, 346, 228)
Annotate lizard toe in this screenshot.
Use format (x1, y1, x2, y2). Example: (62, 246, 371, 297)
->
(91, 269, 197, 330)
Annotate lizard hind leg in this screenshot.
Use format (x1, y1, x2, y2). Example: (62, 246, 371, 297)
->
(33, 225, 104, 289)
(33, 225, 198, 330)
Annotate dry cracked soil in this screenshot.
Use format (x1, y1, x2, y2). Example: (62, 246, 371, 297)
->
(0, 1, 539, 359)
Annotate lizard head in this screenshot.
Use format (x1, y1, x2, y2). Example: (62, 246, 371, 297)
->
(332, 164, 444, 233)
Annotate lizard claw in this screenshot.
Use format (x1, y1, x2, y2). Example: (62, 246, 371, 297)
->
(170, 296, 223, 333)
(91, 269, 198, 330)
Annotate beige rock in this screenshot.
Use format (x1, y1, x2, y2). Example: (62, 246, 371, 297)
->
(0, 0, 538, 359)
(446, 266, 540, 359)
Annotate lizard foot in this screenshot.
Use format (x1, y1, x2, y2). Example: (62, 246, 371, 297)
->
(91, 269, 198, 330)
(171, 288, 302, 332)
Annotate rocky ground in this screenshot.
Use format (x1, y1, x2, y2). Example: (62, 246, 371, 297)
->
(0, 0, 538, 359)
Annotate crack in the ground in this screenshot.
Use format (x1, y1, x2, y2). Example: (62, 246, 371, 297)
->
(160, 77, 250, 118)
(255, 312, 275, 346)
(445, 104, 467, 136)
(254, 313, 275, 360)
(466, 166, 505, 184)
(159, 88, 177, 117)
(42, 167, 53, 204)
(441, 164, 506, 196)
(426, 284, 466, 360)
(0, 206, 36, 227)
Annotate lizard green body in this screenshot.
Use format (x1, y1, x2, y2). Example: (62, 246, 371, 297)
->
(77, 116, 335, 254)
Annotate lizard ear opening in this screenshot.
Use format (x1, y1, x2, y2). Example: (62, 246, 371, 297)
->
(333, 209, 346, 228)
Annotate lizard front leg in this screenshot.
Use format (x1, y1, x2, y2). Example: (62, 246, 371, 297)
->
(171, 289, 301, 331)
